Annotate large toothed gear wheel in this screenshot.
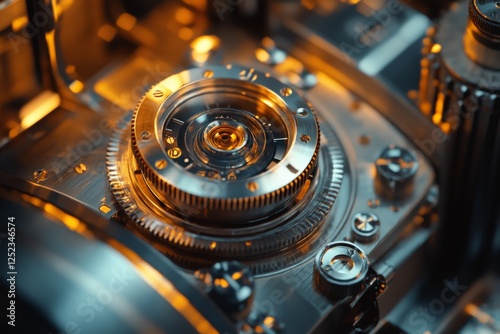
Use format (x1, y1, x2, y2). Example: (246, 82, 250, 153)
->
(107, 65, 344, 272)
(130, 65, 319, 224)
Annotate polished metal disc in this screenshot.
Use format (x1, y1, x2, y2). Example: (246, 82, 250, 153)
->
(107, 65, 344, 271)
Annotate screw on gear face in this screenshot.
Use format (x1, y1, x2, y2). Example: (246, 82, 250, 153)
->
(107, 65, 344, 272)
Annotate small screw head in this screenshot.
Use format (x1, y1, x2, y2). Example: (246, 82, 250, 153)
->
(152, 90, 163, 98)
(352, 212, 380, 243)
(33, 169, 48, 182)
(74, 163, 87, 174)
(280, 87, 293, 97)
(141, 131, 152, 141)
(300, 134, 311, 143)
(296, 108, 309, 117)
(155, 159, 167, 169)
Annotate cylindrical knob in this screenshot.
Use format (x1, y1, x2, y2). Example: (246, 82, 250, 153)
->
(351, 213, 380, 243)
(464, 0, 500, 69)
(469, 0, 500, 36)
(314, 242, 369, 300)
(198, 261, 254, 318)
(374, 145, 419, 200)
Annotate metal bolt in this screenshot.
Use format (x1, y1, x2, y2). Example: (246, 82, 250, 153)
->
(352, 212, 380, 243)
(141, 131, 152, 141)
(167, 148, 182, 159)
(280, 87, 292, 97)
(296, 108, 309, 117)
(99, 205, 111, 214)
(367, 199, 380, 208)
(300, 134, 311, 143)
(33, 169, 48, 182)
(75, 163, 87, 174)
(375, 145, 418, 199)
(155, 159, 167, 169)
(152, 90, 163, 98)
(358, 135, 371, 145)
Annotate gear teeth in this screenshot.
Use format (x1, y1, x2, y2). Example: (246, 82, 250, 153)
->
(107, 115, 343, 272)
(106, 68, 344, 273)
(419, 30, 500, 130)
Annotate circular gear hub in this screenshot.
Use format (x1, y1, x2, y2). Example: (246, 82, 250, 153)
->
(131, 65, 319, 225)
(107, 65, 344, 271)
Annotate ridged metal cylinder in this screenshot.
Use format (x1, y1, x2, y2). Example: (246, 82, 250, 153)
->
(419, 1, 500, 275)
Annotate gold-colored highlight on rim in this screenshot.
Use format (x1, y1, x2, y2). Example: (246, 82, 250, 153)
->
(109, 240, 219, 334)
(20, 192, 217, 334)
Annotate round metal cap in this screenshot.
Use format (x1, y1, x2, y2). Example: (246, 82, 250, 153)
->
(469, 0, 500, 37)
(375, 145, 418, 200)
(314, 242, 369, 299)
(351, 213, 380, 243)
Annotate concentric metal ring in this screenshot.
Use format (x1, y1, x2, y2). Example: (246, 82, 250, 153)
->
(131, 65, 320, 224)
(107, 65, 345, 272)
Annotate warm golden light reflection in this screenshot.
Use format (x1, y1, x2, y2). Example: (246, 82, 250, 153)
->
(465, 304, 495, 325)
(432, 91, 445, 125)
(20, 194, 92, 237)
(45, 30, 60, 87)
(275, 57, 304, 77)
(255, 48, 270, 63)
(421, 101, 431, 116)
(191, 35, 220, 54)
(214, 278, 229, 288)
(108, 240, 218, 334)
(53, 0, 74, 16)
(263, 316, 276, 327)
(97, 24, 117, 42)
(11, 15, 28, 32)
(190, 35, 220, 63)
(69, 80, 85, 93)
(178, 27, 194, 40)
(20, 90, 60, 129)
(16, 192, 216, 332)
(116, 13, 137, 31)
(158, 76, 181, 94)
(44, 203, 90, 235)
(65, 65, 76, 74)
(439, 122, 450, 134)
(431, 44, 442, 54)
(316, 71, 349, 95)
(99, 205, 111, 214)
(175, 7, 195, 26)
(261, 37, 276, 49)
(301, 0, 316, 10)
